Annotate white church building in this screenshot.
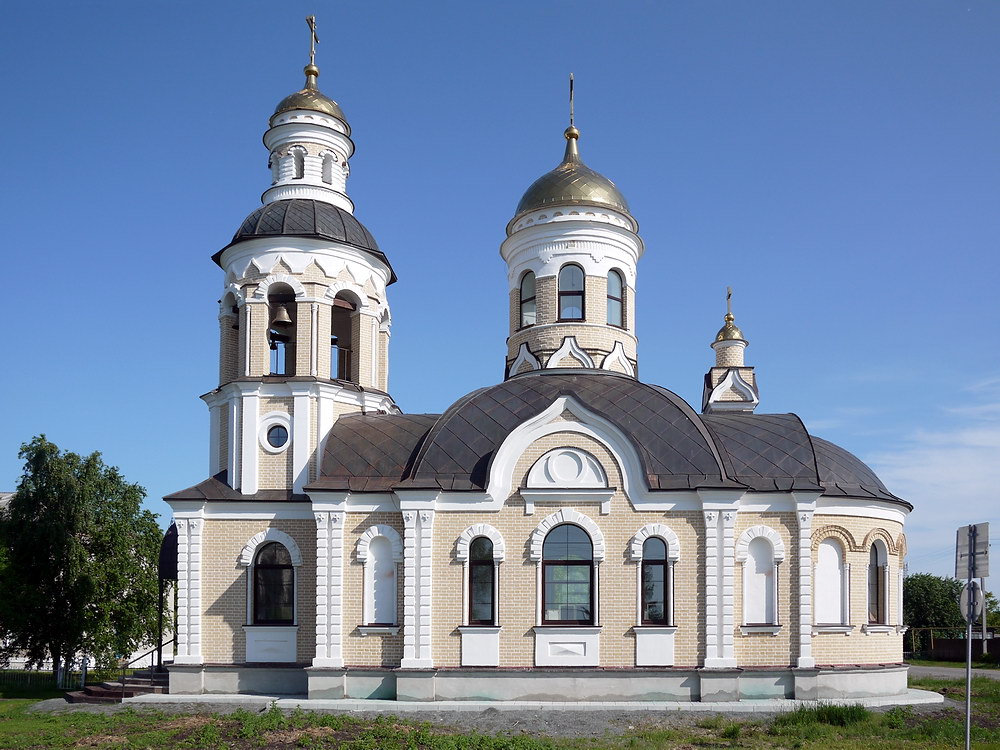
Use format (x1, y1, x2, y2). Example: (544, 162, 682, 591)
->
(164, 42, 910, 702)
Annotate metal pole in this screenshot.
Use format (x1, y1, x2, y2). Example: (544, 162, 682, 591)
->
(966, 525, 976, 750)
(982, 577, 988, 657)
(157, 577, 164, 671)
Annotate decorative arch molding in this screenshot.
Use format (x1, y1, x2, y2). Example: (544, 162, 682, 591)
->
(527, 447, 608, 489)
(628, 524, 681, 561)
(252, 273, 306, 300)
(455, 524, 506, 562)
(356, 524, 403, 563)
(735, 525, 785, 563)
(324, 283, 370, 311)
(220, 283, 245, 312)
(238, 528, 303, 567)
(509, 343, 541, 376)
(896, 532, 908, 559)
(487, 395, 643, 504)
(811, 525, 859, 553)
(546, 336, 595, 369)
(528, 508, 605, 562)
(862, 528, 897, 555)
(600, 341, 635, 377)
(704, 369, 759, 413)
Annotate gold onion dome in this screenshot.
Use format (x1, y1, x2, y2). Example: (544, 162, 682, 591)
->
(272, 63, 348, 131)
(513, 126, 630, 219)
(715, 313, 746, 343)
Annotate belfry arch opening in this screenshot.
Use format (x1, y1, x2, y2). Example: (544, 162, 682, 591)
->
(330, 292, 358, 382)
(267, 284, 296, 376)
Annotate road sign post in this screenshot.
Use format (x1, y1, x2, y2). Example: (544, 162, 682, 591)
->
(957, 522, 990, 750)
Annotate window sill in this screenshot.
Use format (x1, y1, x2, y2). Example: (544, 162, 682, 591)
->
(458, 625, 501, 634)
(862, 624, 894, 635)
(633, 626, 677, 634)
(358, 625, 399, 637)
(813, 625, 855, 635)
(534, 625, 601, 633)
(739, 625, 781, 635)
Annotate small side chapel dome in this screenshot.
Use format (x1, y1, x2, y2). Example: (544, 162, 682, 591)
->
(512, 126, 631, 221)
(272, 63, 349, 132)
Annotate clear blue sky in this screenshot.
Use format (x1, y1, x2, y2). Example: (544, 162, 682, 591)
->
(1, 1, 997, 578)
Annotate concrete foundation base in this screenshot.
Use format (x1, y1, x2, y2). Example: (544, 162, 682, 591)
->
(169, 664, 908, 703)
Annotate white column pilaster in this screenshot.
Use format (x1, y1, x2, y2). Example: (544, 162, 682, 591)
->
(310, 303, 319, 377)
(291, 389, 312, 493)
(208, 404, 221, 476)
(700, 490, 741, 669)
(243, 303, 252, 377)
(703, 510, 721, 665)
(720, 509, 737, 663)
(174, 517, 204, 665)
(240, 391, 259, 495)
(313, 508, 345, 668)
(795, 494, 819, 668)
(401, 503, 435, 668)
(228, 396, 241, 489)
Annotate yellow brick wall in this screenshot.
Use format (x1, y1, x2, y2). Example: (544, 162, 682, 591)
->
(201, 519, 316, 663)
(258, 397, 293, 490)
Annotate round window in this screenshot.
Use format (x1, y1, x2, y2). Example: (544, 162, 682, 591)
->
(266, 425, 289, 448)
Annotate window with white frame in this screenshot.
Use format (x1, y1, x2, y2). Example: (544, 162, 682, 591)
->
(736, 526, 784, 627)
(814, 537, 850, 625)
(252, 542, 294, 624)
(628, 524, 680, 628)
(542, 524, 593, 625)
(456, 524, 505, 629)
(868, 541, 888, 625)
(356, 525, 403, 629)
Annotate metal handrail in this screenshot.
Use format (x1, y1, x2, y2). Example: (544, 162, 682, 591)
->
(120, 638, 175, 702)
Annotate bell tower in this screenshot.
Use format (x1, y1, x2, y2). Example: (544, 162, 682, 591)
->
(204, 18, 398, 496)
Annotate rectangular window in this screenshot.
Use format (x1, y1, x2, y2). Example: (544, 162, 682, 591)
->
(469, 563, 494, 625)
(641, 561, 667, 624)
(543, 563, 592, 624)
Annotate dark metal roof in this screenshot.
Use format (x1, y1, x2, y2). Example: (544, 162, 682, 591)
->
(214, 199, 396, 283)
(164, 472, 308, 503)
(308, 414, 439, 492)
(811, 436, 902, 502)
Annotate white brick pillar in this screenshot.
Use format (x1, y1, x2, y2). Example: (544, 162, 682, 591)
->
(700, 492, 741, 669)
(401, 507, 435, 668)
(291, 388, 312, 493)
(174, 517, 204, 665)
(313, 509, 345, 668)
(795, 494, 819, 668)
(240, 390, 260, 495)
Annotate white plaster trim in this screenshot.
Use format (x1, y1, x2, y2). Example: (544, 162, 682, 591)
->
(528, 508, 605, 562)
(526, 447, 608, 489)
(628, 524, 681, 561)
(252, 273, 306, 299)
(704, 369, 759, 413)
(813, 625, 855, 635)
(486, 395, 642, 506)
(600, 341, 635, 377)
(862, 624, 894, 635)
(173, 518, 203, 664)
(739, 625, 782, 635)
(258, 411, 292, 455)
(356, 525, 403, 562)
(313, 511, 344, 668)
(519, 488, 615, 516)
(455, 524, 506, 562)
(545, 336, 595, 369)
(324, 283, 370, 311)
(735, 525, 786, 562)
(358, 626, 400, 636)
(238, 528, 303, 567)
(509, 343, 541, 375)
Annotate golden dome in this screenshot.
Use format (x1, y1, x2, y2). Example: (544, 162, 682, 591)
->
(513, 126, 630, 220)
(714, 313, 745, 342)
(272, 64, 349, 132)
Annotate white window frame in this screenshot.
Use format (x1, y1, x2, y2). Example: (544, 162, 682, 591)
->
(456, 524, 506, 627)
(356, 524, 403, 634)
(628, 523, 680, 627)
(814, 537, 852, 631)
(735, 525, 784, 633)
(864, 539, 892, 633)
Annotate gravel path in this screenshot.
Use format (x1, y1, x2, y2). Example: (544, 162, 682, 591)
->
(909, 665, 1000, 681)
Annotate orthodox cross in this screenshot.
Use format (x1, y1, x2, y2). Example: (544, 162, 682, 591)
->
(727, 286, 733, 316)
(307, 16, 320, 66)
(569, 73, 575, 126)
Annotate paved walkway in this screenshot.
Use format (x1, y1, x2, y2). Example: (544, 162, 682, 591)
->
(129, 689, 943, 713)
(908, 664, 1000, 681)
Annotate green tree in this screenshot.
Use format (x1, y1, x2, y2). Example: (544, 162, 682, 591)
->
(0, 436, 163, 675)
(904, 573, 965, 630)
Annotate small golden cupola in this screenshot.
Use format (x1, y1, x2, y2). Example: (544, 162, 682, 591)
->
(702, 288, 760, 414)
(501, 76, 644, 380)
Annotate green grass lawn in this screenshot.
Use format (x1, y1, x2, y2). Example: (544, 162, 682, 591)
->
(0, 676, 995, 749)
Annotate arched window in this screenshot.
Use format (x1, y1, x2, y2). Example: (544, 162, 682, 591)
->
(252, 542, 294, 625)
(641, 537, 670, 625)
(292, 147, 305, 180)
(868, 541, 888, 624)
(519, 271, 536, 328)
(321, 153, 334, 184)
(366, 536, 397, 626)
(744, 537, 777, 625)
(330, 293, 357, 381)
(607, 270, 624, 328)
(469, 537, 496, 626)
(815, 538, 849, 625)
(542, 524, 593, 625)
(267, 285, 296, 376)
(558, 264, 585, 321)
